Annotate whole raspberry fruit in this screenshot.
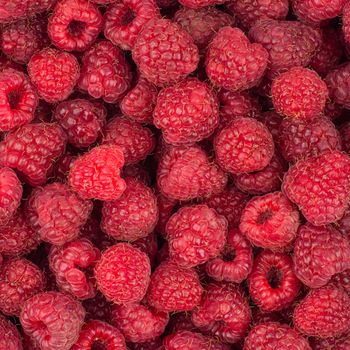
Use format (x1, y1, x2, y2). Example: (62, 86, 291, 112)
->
(0, 123, 67, 186)
(178, 0, 226, 8)
(147, 261, 203, 312)
(206, 27, 268, 92)
(95, 243, 151, 304)
(132, 18, 199, 86)
(282, 150, 350, 225)
(214, 117, 274, 175)
(340, 121, 350, 154)
(20, 291, 85, 350)
(68, 145, 126, 201)
(28, 48, 80, 103)
(0, 314, 23, 350)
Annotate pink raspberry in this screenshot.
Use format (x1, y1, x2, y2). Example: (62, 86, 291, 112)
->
(240, 192, 300, 250)
(340, 121, 350, 154)
(214, 117, 274, 174)
(206, 27, 268, 92)
(20, 291, 85, 350)
(312, 334, 350, 350)
(95, 243, 151, 304)
(132, 18, 199, 86)
(0, 314, 23, 350)
(178, 0, 226, 8)
(68, 145, 126, 201)
(78, 40, 132, 103)
(147, 260, 203, 312)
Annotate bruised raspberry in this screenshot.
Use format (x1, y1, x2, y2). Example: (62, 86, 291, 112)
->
(0, 314, 23, 350)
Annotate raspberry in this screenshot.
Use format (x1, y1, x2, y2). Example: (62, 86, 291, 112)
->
(312, 334, 350, 350)
(0, 314, 23, 350)
(206, 27, 268, 92)
(28, 48, 80, 103)
(83, 292, 112, 323)
(0, 258, 45, 316)
(132, 232, 158, 266)
(104, 0, 160, 51)
(340, 121, 350, 154)
(324, 99, 343, 120)
(157, 145, 227, 201)
(214, 117, 274, 175)
(166, 204, 227, 268)
(206, 228, 253, 283)
(147, 260, 203, 312)
(95, 243, 151, 304)
(0, 54, 23, 72)
(240, 192, 300, 250)
(177, 0, 226, 8)
(112, 303, 169, 343)
(122, 164, 151, 186)
(101, 177, 158, 242)
(244, 322, 311, 350)
(192, 283, 251, 343)
(167, 313, 198, 334)
(132, 18, 199, 86)
(68, 145, 126, 201)
(0, 123, 67, 186)
(293, 286, 350, 338)
(78, 40, 132, 103)
(257, 111, 283, 142)
(155, 79, 219, 145)
(54, 99, 106, 149)
(20, 291, 85, 350)
(282, 150, 350, 225)
(103, 117, 155, 165)
(332, 269, 350, 294)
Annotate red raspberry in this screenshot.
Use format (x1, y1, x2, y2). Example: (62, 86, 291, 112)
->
(147, 260, 203, 312)
(332, 268, 350, 294)
(340, 121, 350, 154)
(0, 54, 23, 72)
(214, 117, 274, 174)
(101, 177, 158, 242)
(312, 334, 350, 350)
(154, 78, 219, 145)
(132, 232, 158, 266)
(166, 204, 227, 268)
(112, 303, 169, 343)
(54, 152, 77, 183)
(132, 18, 199, 86)
(95, 243, 151, 304)
(54, 99, 106, 149)
(0, 123, 67, 186)
(0, 258, 45, 316)
(83, 292, 112, 323)
(78, 40, 132, 103)
(155, 194, 178, 236)
(240, 192, 300, 250)
(0, 314, 23, 350)
(206, 27, 268, 92)
(282, 150, 350, 225)
(178, 0, 226, 8)
(68, 145, 126, 201)
(104, 0, 160, 51)
(324, 99, 343, 120)
(293, 286, 350, 338)
(26, 183, 92, 245)
(157, 145, 227, 201)
(103, 117, 155, 165)
(206, 228, 253, 283)
(28, 48, 80, 103)
(122, 164, 152, 186)
(192, 283, 251, 343)
(244, 322, 312, 350)
(20, 291, 85, 350)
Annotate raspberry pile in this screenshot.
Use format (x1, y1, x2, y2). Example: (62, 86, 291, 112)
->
(0, 0, 350, 349)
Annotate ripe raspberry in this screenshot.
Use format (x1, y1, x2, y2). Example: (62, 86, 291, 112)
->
(240, 192, 300, 250)
(282, 150, 350, 225)
(103, 117, 155, 165)
(28, 48, 79, 103)
(147, 261, 203, 312)
(132, 18, 199, 86)
(340, 121, 350, 154)
(192, 283, 251, 343)
(312, 334, 350, 350)
(157, 145, 227, 201)
(0, 258, 45, 316)
(83, 292, 112, 323)
(214, 117, 274, 175)
(0, 314, 23, 350)
(206, 27, 268, 92)
(293, 286, 350, 338)
(68, 145, 126, 201)
(95, 243, 151, 304)
(244, 322, 311, 350)
(54, 99, 106, 149)
(178, 0, 226, 8)
(104, 0, 160, 51)
(0, 123, 67, 186)
(78, 40, 132, 103)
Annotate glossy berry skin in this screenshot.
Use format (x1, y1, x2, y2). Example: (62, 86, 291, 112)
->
(192, 283, 251, 344)
(326, 62, 350, 109)
(147, 261, 203, 312)
(68, 145, 126, 201)
(214, 117, 274, 175)
(0, 123, 67, 186)
(95, 244, 151, 304)
(20, 291, 85, 350)
(132, 19, 199, 86)
(0, 314, 23, 350)
(282, 151, 350, 226)
(206, 27, 268, 92)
